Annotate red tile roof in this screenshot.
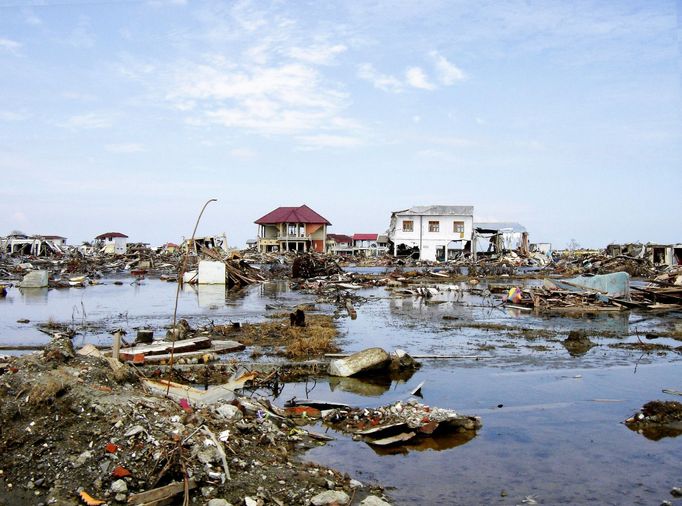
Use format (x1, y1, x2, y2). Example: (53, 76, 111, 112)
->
(353, 233, 378, 241)
(255, 205, 331, 225)
(95, 232, 129, 239)
(328, 234, 352, 243)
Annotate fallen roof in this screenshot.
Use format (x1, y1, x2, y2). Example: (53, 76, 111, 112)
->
(393, 205, 474, 216)
(255, 205, 331, 225)
(474, 222, 527, 233)
(95, 232, 129, 239)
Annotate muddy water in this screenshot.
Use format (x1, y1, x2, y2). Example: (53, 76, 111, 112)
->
(1, 280, 681, 504)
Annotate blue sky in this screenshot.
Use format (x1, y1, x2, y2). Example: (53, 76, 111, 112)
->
(1, 0, 680, 248)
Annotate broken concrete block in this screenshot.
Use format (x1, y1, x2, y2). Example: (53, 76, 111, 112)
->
(360, 495, 392, 506)
(19, 270, 48, 288)
(198, 260, 226, 285)
(310, 490, 350, 506)
(329, 347, 390, 377)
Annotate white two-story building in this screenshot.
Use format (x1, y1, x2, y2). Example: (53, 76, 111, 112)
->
(388, 205, 474, 261)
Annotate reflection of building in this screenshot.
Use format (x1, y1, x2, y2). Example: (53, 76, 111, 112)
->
(388, 205, 474, 261)
(255, 205, 330, 253)
(95, 232, 128, 255)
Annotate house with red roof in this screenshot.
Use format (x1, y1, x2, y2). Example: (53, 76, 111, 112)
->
(352, 233, 390, 257)
(255, 205, 331, 253)
(95, 232, 129, 255)
(326, 233, 353, 255)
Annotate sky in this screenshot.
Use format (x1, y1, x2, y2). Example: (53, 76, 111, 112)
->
(0, 0, 680, 249)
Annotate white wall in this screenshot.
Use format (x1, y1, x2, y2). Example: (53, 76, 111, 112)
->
(392, 214, 473, 261)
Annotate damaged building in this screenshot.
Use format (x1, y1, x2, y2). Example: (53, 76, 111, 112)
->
(255, 204, 331, 253)
(94, 232, 128, 255)
(1, 234, 68, 256)
(473, 222, 529, 258)
(607, 242, 682, 267)
(388, 205, 474, 261)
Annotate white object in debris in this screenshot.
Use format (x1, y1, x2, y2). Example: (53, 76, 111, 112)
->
(183, 270, 198, 284)
(198, 260, 226, 285)
(329, 347, 390, 377)
(19, 270, 48, 288)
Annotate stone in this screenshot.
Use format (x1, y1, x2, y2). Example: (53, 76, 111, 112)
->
(360, 496, 392, 506)
(328, 348, 390, 377)
(310, 490, 350, 505)
(671, 488, 682, 498)
(111, 479, 128, 494)
(349, 479, 363, 489)
(216, 404, 243, 421)
(208, 499, 232, 506)
(74, 451, 92, 467)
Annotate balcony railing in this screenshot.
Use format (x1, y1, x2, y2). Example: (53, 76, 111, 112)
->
(275, 234, 312, 240)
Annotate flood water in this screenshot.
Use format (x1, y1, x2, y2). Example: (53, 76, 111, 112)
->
(1, 279, 681, 505)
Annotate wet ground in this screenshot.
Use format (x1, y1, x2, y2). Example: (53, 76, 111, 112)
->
(1, 278, 681, 504)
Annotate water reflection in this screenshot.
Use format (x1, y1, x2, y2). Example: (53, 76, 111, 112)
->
(19, 287, 49, 304)
(195, 284, 227, 309)
(368, 430, 477, 456)
(328, 370, 416, 397)
(625, 423, 682, 441)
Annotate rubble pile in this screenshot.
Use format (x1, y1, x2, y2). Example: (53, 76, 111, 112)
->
(292, 253, 343, 279)
(625, 400, 682, 440)
(323, 399, 482, 447)
(0, 339, 367, 505)
(554, 253, 657, 278)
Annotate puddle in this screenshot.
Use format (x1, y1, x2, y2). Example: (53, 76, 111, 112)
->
(1, 279, 681, 504)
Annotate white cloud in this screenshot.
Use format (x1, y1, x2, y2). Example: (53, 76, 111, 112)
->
(165, 60, 348, 135)
(67, 16, 95, 48)
(0, 110, 29, 122)
(105, 143, 145, 153)
(0, 38, 21, 54)
(24, 11, 42, 26)
(229, 147, 257, 159)
(405, 67, 435, 90)
(296, 134, 364, 149)
(59, 112, 113, 130)
(429, 51, 466, 85)
(357, 63, 403, 92)
(288, 44, 347, 65)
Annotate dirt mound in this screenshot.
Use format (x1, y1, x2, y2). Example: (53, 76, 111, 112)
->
(0, 338, 372, 505)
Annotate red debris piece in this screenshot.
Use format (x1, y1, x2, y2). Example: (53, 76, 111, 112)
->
(179, 398, 192, 413)
(284, 406, 322, 418)
(112, 466, 131, 478)
(104, 443, 119, 454)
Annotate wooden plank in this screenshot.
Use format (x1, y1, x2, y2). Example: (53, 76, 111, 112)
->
(366, 431, 416, 446)
(119, 336, 211, 357)
(127, 479, 196, 505)
(132, 341, 245, 364)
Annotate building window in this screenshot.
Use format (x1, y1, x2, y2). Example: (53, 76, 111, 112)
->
(453, 221, 464, 233)
(403, 220, 414, 232)
(428, 221, 440, 232)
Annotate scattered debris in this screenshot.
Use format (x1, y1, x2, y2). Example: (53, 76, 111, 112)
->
(624, 400, 682, 440)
